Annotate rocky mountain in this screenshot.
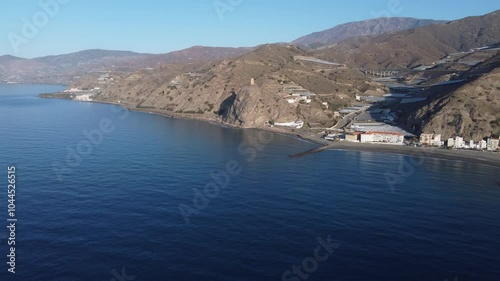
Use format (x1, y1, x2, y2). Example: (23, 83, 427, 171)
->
(0, 55, 23, 76)
(0, 55, 25, 64)
(402, 54, 500, 140)
(0, 47, 252, 84)
(154, 46, 254, 64)
(74, 44, 385, 129)
(293, 17, 446, 50)
(317, 10, 500, 68)
(34, 49, 145, 65)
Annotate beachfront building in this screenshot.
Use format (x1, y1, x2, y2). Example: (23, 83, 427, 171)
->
(325, 133, 344, 141)
(420, 133, 443, 147)
(469, 140, 476, 150)
(360, 132, 405, 145)
(420, 134, 433, 145)
(447, 138, 455, 148)
(344, 132, 362, 142)
(454, 136, 465, 149)
(479, 140, 487, 150)
(433, 134, 443, 146)
(487, 138, 499, 151)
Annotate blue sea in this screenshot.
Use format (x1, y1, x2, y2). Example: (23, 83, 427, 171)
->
(0, 84, 499, 281)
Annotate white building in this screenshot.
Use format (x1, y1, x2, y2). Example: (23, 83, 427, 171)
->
(420, 134, 433, 145)
(447, 138, 455, 148)
(487, 138, 499, 151)
(360, 132, 405, 145)
(469, 140, 476, 150)
(454, 136, 465, 149)
(420, 133, 443, 147)
(479, 140, 487, 150)
(74, 94, 94, 101)
(286, 94, 313, 104)
(65, 88, 82, 93)
(274, 120, 304, 129)
(433, 134, 443, 146)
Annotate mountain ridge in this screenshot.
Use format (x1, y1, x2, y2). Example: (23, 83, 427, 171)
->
(293, 17, 448, 50)
(316, 9, 500, 68)
(0, 46, 254, 84)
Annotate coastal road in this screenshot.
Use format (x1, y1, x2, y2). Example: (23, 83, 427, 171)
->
(330, 112, 358, 130)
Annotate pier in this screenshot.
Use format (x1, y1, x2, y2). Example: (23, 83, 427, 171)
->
(289, 144, 331, 158)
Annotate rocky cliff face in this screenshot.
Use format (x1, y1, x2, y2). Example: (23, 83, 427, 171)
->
(404, 66, 500, 140)
(425, 74, 498, 140)
(220, 86, 298, 128)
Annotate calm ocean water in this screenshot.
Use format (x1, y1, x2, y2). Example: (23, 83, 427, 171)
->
(0, 84, 499, 281)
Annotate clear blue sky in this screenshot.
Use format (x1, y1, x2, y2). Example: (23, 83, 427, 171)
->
(1, 0, 499, 58)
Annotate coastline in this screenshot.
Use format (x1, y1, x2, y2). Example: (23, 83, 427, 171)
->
(39, 95, 500, 167)
(303, 133, 500, 167)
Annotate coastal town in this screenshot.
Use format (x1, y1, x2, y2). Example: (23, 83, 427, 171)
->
(38, 40, 500, 158)
(44, 61, 500, 156)
(56, 79, 500, 155)
(278, 46, 500, 154)
(322, 130, 499, 152)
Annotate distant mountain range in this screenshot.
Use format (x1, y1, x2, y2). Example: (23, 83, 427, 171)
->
(0, 16, 448, 84)
(293, 17, 447, 50)
(0, 47, 252, 84)
(3, 12, 500, 84)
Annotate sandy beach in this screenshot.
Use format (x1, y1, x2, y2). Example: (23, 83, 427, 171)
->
(302, 133, 500, 167)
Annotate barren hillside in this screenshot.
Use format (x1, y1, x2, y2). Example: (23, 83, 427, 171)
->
(317, 10, 500, 68)
(80, 44, 386, 129)
(402, 55, 500, 140)
(293, 17, 446, 50)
